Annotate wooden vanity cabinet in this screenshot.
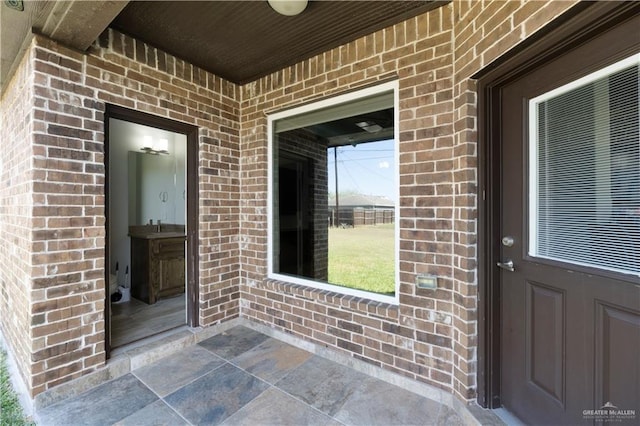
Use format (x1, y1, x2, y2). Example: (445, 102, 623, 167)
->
(130, 235, 186, 304)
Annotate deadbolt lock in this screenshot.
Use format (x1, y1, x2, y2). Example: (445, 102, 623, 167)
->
(501, 236, 514, 247)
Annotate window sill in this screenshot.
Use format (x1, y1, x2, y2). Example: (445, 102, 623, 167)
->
(266, 273, 399, 313)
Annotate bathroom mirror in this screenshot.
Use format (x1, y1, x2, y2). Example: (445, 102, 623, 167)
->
(127, 150, 186, 226)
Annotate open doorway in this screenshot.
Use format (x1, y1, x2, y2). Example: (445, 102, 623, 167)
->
(105, 106, 199, 354)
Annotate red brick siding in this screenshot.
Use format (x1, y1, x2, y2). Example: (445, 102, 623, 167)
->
(0, 45, 35, 393)
(240, 4, 459, 393)
(1, 28, 242, 396)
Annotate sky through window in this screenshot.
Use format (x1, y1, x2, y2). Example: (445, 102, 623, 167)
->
(327, 139, 395, 201)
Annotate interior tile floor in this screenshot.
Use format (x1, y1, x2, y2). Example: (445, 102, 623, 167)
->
(111, 295, 186, 348)
(36, 325, 467, 426)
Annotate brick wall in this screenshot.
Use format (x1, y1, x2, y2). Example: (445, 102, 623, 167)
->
(1, 28, 242, 396)
(239, 0, 578, 401)
(29, 37, 106, 395)
(240, 3, 461, 394)
(0, 43, 35, 392)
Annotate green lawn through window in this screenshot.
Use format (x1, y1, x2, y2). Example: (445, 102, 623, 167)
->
(328, 223, 395, 295)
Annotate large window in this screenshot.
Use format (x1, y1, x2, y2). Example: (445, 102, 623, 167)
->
(529, 55, 639, 276)
(268, 82, 398, 302)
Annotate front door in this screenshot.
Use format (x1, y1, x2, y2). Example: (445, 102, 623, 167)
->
(497, 12, 640, 425)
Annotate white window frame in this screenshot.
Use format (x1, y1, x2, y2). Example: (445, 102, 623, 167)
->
(267, 81, 400, 304)
(528, 53, 640, 274)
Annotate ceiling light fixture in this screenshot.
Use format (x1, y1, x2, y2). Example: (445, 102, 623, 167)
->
(356, 121, 383, 133)
(267, 0, 308, 16)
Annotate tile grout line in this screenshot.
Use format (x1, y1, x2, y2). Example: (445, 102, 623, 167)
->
(132, 348, 228, 399)
(201, 327, 454, 426)
(204, 334, 344, 425)
(128, 371, 194, 426)
(131, 344, 231, 426)
(223, 351, 347, 426)
(225, 331, 456, 426)
(38, 325, 464, 425)
(141, 335, 275, 425)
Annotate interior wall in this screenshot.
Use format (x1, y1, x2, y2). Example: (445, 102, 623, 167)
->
(108, 118, 137, 283)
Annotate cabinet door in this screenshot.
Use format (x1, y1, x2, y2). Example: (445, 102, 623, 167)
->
(154, 238, 186, 299)
(158, 256, 185, 298)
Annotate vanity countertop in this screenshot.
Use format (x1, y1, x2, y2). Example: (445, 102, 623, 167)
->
(129, 231, 186, 240)
(128, 224, 186, 240)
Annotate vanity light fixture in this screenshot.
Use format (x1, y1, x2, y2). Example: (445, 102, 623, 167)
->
(267, 0, 308, 16)
(156, 138, 169, 154)
(141, 136, 169, 155)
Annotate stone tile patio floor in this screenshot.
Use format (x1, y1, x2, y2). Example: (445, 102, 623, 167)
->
(36, 325, 467, 426)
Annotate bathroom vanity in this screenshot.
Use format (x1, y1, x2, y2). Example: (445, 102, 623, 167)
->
(129, 225, 186, 304)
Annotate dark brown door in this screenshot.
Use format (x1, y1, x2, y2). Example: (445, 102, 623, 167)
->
(498, 14, 640, 425)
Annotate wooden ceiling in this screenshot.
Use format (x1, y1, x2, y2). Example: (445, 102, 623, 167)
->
(110, 1, 448, 84)
(1, 1, 447, 93)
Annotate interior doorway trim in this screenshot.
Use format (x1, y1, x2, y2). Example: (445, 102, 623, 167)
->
(104, 104, 200, 358)
(475, 1, 640, 409)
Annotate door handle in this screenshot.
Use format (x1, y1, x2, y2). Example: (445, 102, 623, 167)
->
(497, 260, 515, 272)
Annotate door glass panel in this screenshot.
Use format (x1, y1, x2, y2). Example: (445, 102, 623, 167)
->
(529, 55, 639, 276)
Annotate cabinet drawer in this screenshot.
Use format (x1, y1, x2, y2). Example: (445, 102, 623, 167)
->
(152, 238, 185, 257)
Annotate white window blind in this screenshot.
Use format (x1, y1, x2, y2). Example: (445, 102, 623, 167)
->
(529, 55, 639, 277)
